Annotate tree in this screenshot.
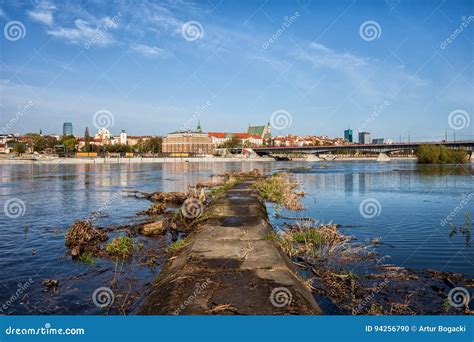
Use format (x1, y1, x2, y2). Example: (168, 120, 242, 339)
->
(137, 137, 162, 153)
(13, 142, 27, 154)
(416, 145, 468, 164)
(23, 133, 57, 152)
(105, 144, 132, 153)
(59, 135, 78, 154)
(84, 127, 91, 152)
(145, 137, 162, 153)
(219, 136, 242, 149)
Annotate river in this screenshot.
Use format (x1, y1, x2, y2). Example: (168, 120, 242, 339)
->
(0, 161, 472, 314)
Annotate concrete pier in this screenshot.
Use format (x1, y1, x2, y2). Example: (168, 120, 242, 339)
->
(140, 180, 320, 315)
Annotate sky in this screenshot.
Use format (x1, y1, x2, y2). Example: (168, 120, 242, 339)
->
(0, 0, 473, 141)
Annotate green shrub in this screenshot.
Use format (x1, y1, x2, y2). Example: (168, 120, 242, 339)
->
(105, 236, 134, 258)
(416, 145, 467, 164)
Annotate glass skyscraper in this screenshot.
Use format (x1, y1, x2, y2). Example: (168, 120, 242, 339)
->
(63, 122, 73, 136)
(344, 128, 353, 143)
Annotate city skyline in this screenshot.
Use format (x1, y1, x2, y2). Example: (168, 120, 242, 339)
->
(1, 0, 473, 141)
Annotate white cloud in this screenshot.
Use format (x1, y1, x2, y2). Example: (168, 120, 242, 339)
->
(131, 44, 164, 58)
(47, 19, 115, 46)
(28, 10, 54, 26)
(27, 0, 56, 26)
(298, 43, 368, 71)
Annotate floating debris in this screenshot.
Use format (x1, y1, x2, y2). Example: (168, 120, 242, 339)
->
(65, 220, 108, 258)
(137, 203, 167, 216)
(41, 279, 59, 293)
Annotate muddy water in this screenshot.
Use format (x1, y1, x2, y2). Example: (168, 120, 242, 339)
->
(0, 161, 472, 314)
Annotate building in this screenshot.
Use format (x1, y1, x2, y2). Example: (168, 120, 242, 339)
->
(372, 138, 384, 144)
(344, 128, 353, 143)
(0, 134, 16, 154)
(95, 127, 113, 143)
(208, 132, 263, 147)
(162, 124, 213, 155)
(126, 136, 153, 146)
(119, 130, 127, 145)
(63, 122, 73, 136)
(247, 123, 271, 141)
(358, 132, 371, 144)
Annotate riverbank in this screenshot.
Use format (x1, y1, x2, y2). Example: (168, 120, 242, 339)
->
(0, 155, 418, 164)
(0, 156, 273, 164)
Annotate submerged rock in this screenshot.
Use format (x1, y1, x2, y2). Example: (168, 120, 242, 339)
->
(150, 192, 187, 204)
(141, 221, 165, 236)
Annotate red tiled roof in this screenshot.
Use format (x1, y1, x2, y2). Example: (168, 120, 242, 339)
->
(208, 132, 261, 139)
(128, 136, 154, 139)
(208, 132, 226, 138)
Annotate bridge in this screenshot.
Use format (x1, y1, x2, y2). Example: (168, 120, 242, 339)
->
(252, 140, 474, 161)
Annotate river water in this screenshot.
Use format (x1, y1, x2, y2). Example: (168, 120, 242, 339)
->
(0, 161, 472, 314)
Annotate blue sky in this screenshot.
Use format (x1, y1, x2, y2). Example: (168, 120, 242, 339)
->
(0, 0, 472, 141)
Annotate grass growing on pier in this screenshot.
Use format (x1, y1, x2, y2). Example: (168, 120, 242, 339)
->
(292, 229, 326, 248)
(166, 239, 188, 254)
(269, 224, 358, 259)
(209, 179, 237, 199)
(253, 174, 304, 210)
(105, 236, 134, 258)
(416, 145, 468, 164)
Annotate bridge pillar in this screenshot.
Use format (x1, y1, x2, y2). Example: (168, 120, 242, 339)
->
(470, 152, 474, 163)
(377, 152, 391, 162)
(305, 154, 321, 162)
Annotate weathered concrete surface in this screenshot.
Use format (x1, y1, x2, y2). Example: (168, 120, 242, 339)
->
(139, 180, 321, 315)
